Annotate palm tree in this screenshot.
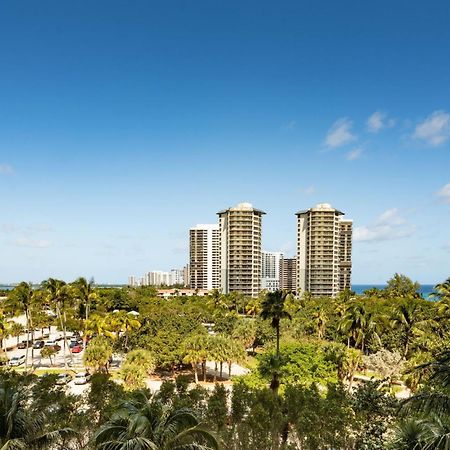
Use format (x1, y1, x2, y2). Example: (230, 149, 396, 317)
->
(9, 322, 25, 346)
(41, 278, 73, 369)
(0, 380, 73, 448)
(85, 313, 115, 339)
(182, 334, 208, 384)
(338, 303, 380, 354)
(0, 315, 11, 359)
(93, 392, 219, 450)
(83, 336, 113, 373)
(6, 282, 36, 370)
(431, 277, 450, 302)
(120, 349, 156, 390)
(260, 290, 292, 393)
(72, 276, 98, 345)
(391, 299, 427, 359)
(312, 308, 328, 339)
(111, 310, 141, 350)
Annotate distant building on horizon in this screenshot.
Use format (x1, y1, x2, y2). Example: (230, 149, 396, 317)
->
(261, 250, 283, 292)
(189, 224, 220, 290)
(279, 256, 297, 293)
(128, 267, 187, 287)
(218, 202, 265, 297)
(296, 203, 353, 297)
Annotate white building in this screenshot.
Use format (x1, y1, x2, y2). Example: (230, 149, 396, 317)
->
(170, 268, 184, 286)
(261, 251, 283, 292)
(189, 224, 220, 290)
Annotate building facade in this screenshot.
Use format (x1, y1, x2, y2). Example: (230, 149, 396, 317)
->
(296, 203, 352, 297)
(189, 224, 220, 290)
(339, 219, 353, 292)
(279, 256, 297, 293)
(261, 251, 283, 292)
(218, 202, 265, 297)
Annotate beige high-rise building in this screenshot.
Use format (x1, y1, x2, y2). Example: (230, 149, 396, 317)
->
(189, 224, 220, 290)
(339, 220, 353, 292)
(218, 202, 265, 297)
(296, 203, 352, 297)
(279, 257, 297, 293)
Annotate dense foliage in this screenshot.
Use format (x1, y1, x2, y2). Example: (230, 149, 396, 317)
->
(0, 273, 448, 449)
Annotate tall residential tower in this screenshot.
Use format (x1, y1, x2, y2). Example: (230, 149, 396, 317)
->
(296, 203, 352, 297)
(189, 224, 220, 290)
(218, 202, 265, 297)
(261, 251, 283, 292)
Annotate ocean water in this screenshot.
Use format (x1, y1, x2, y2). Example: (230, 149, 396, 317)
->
(0, 284, 438, 299)
(352, 284, 435, 299)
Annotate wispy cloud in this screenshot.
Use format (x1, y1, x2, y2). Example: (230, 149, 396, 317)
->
(284, 120, 297, 130)
(12, 238, 51, 248)
(325, 118, 357, 148)
(0, 164, 13, 175)
(367, 111, 395, 133)
(302, 185, 316, 195)
(1, 223, 53, 233)
(354, 208, 415, 242)
(436, 183, 450, 204)
(346, 148, 363, 161)
(413, 110, 450, 146)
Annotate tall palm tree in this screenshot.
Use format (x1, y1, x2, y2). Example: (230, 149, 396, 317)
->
(6, 282, 36, 370)
(391, 299, 427, 359)
(260, 290, 292, 393)
(182, 334, 208, 384)
(0, 315, 11, 361)
(312, 308, 328, 339)
(431, 277, 450, 302)
(93, 392, 219, 450)
(41, 278, 73, 369)
(72, 277, 98, 345)
(0, 380, 73, 449)
(338, 303, 380, 354)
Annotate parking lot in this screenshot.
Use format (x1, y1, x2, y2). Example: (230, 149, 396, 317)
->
(5, 327, 85, 369)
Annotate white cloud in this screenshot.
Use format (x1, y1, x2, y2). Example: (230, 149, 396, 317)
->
(413, 110, 450, 146)
(366, 111, 396, 133)
(376, 208, 406, 226)
(1, 224, 19, 233)
(436, 183, 450, 204)
(12, 238, 51, 248)
(284, 120, 297, 129)
(303, 185, 316, 195)
(354, 208, 415, 242)
(1, 223, 53, 233)
(346, 148, 363, 161)
(0, 164, 13, 175)
(325, 118, 357, 148)
(367, 112, 384, 133)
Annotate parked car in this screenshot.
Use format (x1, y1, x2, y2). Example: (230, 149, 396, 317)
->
(9, 355, 26, 366)
(70, 344, 83, 354)
(55, 373, 73, 385)
(33, 340, 45, 349)
(17, 339, 33, 349)
(74, 372, 91, 385)
(45, 339, 58, 347)
(69, 339, 83, 349)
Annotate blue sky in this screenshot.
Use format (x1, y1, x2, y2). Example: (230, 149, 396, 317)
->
(0, 0, 449, 284)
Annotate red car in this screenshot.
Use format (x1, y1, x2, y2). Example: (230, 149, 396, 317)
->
(70, 344, 83, 353)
